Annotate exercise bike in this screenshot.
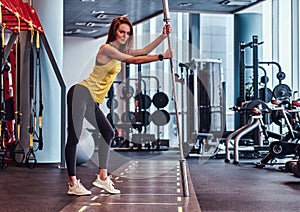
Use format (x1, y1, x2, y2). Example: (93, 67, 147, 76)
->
(225, 103, 270, 164)
(256, 99, 300, 168)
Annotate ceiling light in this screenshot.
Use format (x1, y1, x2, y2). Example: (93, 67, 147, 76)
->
(91, 10, 106, 15)
(86, 22, 110, 27)
(97, 13, 108, 19)
(80, 0, 95, 2)
(91, 11, 109, 19)
(64, 29, 98, 34)
(75, 22, 109, 27)
(178, 2, 192, 7)
(219, 0, 256, 6)
(93, 12, 127, 19)
(75, 22, 86, 26)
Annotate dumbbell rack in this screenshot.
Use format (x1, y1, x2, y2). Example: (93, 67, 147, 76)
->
(110, 63, 172, 150)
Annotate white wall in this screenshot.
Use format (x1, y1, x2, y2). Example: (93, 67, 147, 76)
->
(32, 0, 108, 163)
(63, 37, 105, 90)
(32, 0, 63, 162)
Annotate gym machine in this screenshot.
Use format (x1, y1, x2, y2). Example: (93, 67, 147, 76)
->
(256, 99, 300, 168)
(179, 58, 225, 156)
(225, 103, 270, 164)
(237, 35, 291, 123)
(226, 35, 297, 164)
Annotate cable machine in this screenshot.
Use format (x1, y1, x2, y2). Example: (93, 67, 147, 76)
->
(180, 58, 225, 156)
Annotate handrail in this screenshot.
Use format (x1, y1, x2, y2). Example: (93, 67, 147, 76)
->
(40, 34, 66, 168)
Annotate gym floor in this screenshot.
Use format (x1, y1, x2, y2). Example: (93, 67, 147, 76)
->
(0, 150, 299, 212)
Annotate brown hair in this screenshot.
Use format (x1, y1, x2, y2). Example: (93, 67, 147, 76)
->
(106, 16, 134, 53)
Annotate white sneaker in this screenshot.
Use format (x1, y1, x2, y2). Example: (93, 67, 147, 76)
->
(93, 175, 121, 194)
(67, 179, 92, 196)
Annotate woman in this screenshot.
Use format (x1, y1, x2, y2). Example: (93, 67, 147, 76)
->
(66, 16, 173, 196)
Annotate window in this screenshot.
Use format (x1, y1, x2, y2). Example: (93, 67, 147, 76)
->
(129, 0, 299, 138)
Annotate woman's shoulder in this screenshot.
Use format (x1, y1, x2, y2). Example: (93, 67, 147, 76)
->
(97, 44, 113, 57)
(100, 43, 110, 50)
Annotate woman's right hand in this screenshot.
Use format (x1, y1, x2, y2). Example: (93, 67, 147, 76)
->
(163, 49, 174, 59)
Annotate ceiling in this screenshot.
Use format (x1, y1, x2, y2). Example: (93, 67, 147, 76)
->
(64, 0, 265, 39)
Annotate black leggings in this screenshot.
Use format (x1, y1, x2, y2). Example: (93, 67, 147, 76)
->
(65, 84, 114, 176)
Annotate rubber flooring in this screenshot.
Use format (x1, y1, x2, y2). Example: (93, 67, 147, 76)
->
(0, 150, 200, 212)
(188, 156, 300, 212)
(0, 150, 300, 211)
(61, 151, 200, 212)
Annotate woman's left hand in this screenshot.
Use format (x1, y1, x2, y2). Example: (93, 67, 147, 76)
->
(163, 24, 172, 35)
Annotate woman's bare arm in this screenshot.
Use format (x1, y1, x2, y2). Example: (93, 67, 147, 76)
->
(129, 34, 167, 56)
(99, 43, 173, 64)
(128, 24, 171, 56)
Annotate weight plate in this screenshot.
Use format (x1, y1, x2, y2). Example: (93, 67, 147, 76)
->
(152, 92, 169, 108)
(244, 99, 272, 125)
(260, 76, 269, 84)
(106, 113, 119, 125)
(121, 85, 134, 99)
(276, 72, 286, 81)
(121, 111, 135, 124)
(135, 93, 152, 109)
(258, 87, 273, 103)
(244, 99, 270, 110)
(150, 110, 170, 126)
(271, 109, 292, 127)
(106, 98, 118, 109)
(136, 111, 150, 126)
(273, 84, 292, 99)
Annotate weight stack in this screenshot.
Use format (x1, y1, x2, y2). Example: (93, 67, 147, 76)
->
(188, 59, 225, 135)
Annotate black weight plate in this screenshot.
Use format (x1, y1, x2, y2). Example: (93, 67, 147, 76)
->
(244, 99, 270, 110)
(121, 85, 134, 99)
(244, 99, 272, 125)
(135, 93, 152, 109)
(136, 111, 150, 126)
(271, 109, 292, 127)
(260, 76, 269, 84)
(152, 92, 169, 108)
(150, 110, 170, 126)
(273, 84, 292, 99)
(258, 88, 273, 103)
(271, 110, 283, 126)
(107, 113, 119, 124)
(106, 98, 118, 109)
(121, 111, 135, 124)
(276, 72, 286, 81)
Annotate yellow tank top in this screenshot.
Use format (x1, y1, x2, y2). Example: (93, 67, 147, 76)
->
(80, 59, 121, 103)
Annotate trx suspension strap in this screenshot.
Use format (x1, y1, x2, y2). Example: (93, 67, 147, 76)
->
(36, 31, 43, 150)
(0, 2, 6, 169)
(162, 0, 189, 197)
(25, 27, 37, 169)
(12, 22, 25, 165)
